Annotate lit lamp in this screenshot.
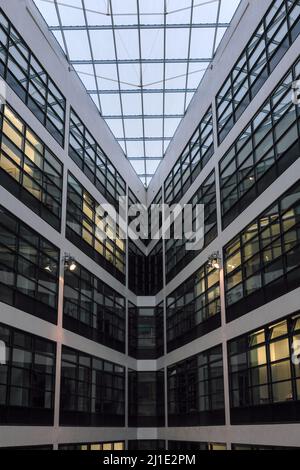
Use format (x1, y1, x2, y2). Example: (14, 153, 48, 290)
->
(44, 263, 54, 273)
(63, 254, 77, 272)
(208, 251, 221, 270)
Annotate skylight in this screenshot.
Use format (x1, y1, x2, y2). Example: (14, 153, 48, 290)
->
(33, 0, 242, 186)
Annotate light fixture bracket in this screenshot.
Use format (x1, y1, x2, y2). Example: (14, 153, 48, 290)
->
(207, 251, 221, 270)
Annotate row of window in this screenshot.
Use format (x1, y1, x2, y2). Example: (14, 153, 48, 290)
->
(69, 109, 126, 208)
(58, 442, 124, 451)
(63, 261, 126, 353)
(216, 0, 300, 143)
(164, 107, 214, 205)
(168, 345, 225, 427)
(166, 263, 221, 352)
(165, 171, 217, 283)
(60, 346, 125, 427)
(0, 10, 66, 146)
(229, 312, 300, 424)
(232, 444, 299, 450)
(66, 172, 126, 283)
(0, 204, 60, 323)
(128, 370, 165, 427)
(224, 179, 300, 322)
(0, 104, 63, 230)
(220, 54, 300, 228)
(0, 323, 56, 425)
(3, 313, 300, 427)
(2, 442, 299, 450)
(168, 441, 226, 451)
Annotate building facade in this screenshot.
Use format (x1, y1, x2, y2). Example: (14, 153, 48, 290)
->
(0, 0, 300, 450)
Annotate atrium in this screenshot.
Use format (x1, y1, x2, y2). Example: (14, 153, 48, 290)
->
(0, 0, 300, 452)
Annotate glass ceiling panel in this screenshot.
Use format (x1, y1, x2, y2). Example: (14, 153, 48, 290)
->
(33, 0, 242, 186)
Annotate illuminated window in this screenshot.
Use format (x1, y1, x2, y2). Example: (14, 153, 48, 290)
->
(66, 173, 126, 283)
(0, 105, 63, 230)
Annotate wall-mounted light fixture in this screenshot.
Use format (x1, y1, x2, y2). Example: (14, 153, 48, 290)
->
(63, 253, 77, 272)
(44, 263, 55, 273)
(208, 251, 221, 270)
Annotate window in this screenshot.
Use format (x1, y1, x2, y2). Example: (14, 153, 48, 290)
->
(0, 323, 55, 425)
(128, 370, 165, 427)
(0, 10, 66, 146)
(0, 105, 63, 230)
(216, 0, 300, 143)
(128, 240, 163, 295)
(69, 109, 126, 208)
(168, 346, 225, 427)
(63, 261, 126, 353)
(224, 180, 300, 322)
(220, 55, 300, 228)
(232, 444, 300, 450)
(164, 107, 214, 204)
(168, 441, 226, 451)
(128, 303, 164, 359)
(60, 346, 125, 427)
(167, 263, 221, 351)
(66, 173, 126, 283)
(229, 312, 300, 424)
(59, 442, 125, 451)
(165, 171, 218, 282)
(0, 205, 60, 323)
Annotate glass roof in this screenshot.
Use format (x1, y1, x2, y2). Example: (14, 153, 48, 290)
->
(33, 0, 242, 186)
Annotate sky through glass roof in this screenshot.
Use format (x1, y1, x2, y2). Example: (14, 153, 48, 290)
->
(33, 0, 242, 186)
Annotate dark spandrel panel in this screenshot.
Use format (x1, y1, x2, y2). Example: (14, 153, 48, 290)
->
(0, 10, 66, 147)
(164, 107, 214, 205)
(60, 346, 125, 427)
(228, 311, 300, 425)
(128, 370, 165, 427)
(167, 263, 221, 351)
(165, 171, 218, 283)
(0, 322, 56, 426)
(63, 261, 125, 353)
(0, 104, 63, 231)
(167, 345, 225, 427)
(220, 55, 300, 229)
(69, 108, 126, 209)
(0, 205, 59, 323)
(224, 180, 300, 321)
(66, 172, 126, 284)
(216, 0, 300, 144)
